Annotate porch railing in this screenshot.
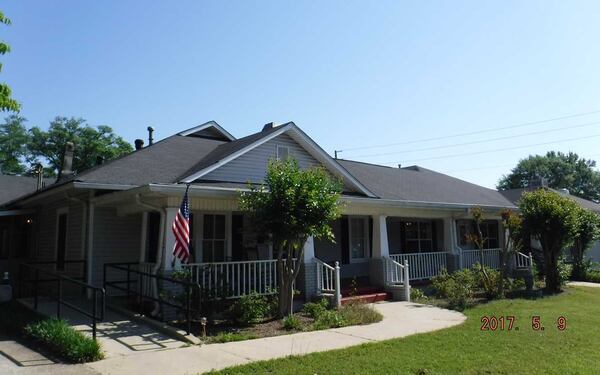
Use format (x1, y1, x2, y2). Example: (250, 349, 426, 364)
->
(515, 251, 533, 270)
(390, 251, 449, 280)
(383, 256, 410, 301)
(460, 248, 501, 269)
(315, 258, 341, 307)
(183, 259, 285, 299)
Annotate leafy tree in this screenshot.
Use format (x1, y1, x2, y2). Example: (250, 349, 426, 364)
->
(28, 117, 133, 176)
(0, 10, 20, 112)
(570, 208, 600, 280)
(499, 209, 523, 296)
(239, 159, 342, 317)
(519, 189, 581, 293)
(466, 207, 494, 298)
(0, 115, 29, 174)
(498, 151, 600, 202)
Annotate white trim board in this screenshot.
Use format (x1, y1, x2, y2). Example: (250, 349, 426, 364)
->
(178, 120, 236, 141)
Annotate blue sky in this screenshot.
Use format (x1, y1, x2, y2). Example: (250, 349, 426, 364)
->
(4, 1, 600, 188)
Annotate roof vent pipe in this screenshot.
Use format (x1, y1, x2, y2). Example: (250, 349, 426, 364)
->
(147, 126, 154, 145)
(134, 139, 145, 150)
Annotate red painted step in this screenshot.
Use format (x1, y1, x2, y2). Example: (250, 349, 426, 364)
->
(341, 286, 384, 298)
(340, 292, 391, 305)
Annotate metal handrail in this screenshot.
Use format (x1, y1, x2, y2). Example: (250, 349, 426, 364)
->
(19, 262, 105, 340)
(103, 262, 200, 335)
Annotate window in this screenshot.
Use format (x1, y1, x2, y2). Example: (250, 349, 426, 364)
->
(349, 217, 368, 261)
(202, 214, 226, 262)
(402, 220, 433, 253)
(277, 145, 290, 160)
(56, 210, 68, 271)
(456, 220, 499, 249)
(0, 224, 8, 259)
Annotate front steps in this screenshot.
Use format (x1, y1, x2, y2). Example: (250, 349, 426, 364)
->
(340, 286, 392, 305)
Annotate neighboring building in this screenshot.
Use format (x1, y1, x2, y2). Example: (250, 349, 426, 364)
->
(500, 187, 600, 263)
(1, 121, 516, 303)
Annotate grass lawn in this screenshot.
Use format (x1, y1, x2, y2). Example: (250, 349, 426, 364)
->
(213, 286, 600, 374)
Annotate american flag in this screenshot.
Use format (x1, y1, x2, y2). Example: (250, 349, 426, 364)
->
(172, 185, 191, 264)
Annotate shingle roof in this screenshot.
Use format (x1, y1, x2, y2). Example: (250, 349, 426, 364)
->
(336, 159, 515, 208)
(0, 175, 38, 205)
(500, 187, 600, 213)
(73, 135, 227, 185)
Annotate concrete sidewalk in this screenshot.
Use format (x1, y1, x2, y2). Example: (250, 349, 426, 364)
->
(86, 301, 466, 375)
(568, 281, 600, 288)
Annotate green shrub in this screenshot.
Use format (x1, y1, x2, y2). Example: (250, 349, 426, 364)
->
(208, 331, 257, 343)
(338, 303, 382, 325)
(410, 288, 428, 302)
(313, 310, 347, 330)
(282, 315, 302, 330)
(557, 256, 572, 286)
(431, 269, 476, 310)
(586, 270, 600, 283)
(302, 298, 329, 319)
(229, 293, 270, 326)
(472, 265, 504, 299)
(25, 319, 103, 363)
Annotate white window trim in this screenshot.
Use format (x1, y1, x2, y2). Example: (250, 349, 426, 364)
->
(402, 219, 434, 253)
(276, 145, 290, 160)
(194, 211, 231, 263)
(55, 207, 69, 270)
(348, 216, 369, 263)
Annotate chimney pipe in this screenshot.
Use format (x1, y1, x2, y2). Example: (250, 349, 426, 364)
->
(134, 139, 144, 150)
(57, 142, 75, 181)
(147, 126, 154, 145)
(35, 163, 44, 191)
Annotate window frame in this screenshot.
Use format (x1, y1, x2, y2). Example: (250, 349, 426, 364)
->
(401, 219, 434, 253)
(348, 216, 369, 263)
(276, 145, 290, 160)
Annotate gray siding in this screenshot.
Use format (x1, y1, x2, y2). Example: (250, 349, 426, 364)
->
(91, 208, 142, 287)
(203, 133, 320, 183)
(34, 198, 85, 263)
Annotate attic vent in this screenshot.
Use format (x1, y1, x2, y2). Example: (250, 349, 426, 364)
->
(403, 165, 421, 172)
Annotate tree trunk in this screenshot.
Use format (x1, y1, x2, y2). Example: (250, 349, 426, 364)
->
(543, 242, 561, 293)
(276, 240, 306, 318)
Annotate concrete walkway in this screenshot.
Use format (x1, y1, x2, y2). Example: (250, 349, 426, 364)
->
(20, 298, 187, 358)
(86, 301, 466, 375)
(568, 281, 600, 288)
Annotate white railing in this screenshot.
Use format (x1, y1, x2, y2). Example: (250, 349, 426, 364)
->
(515, 251, 533, 269)
(184, 259, 283, 299)
(315, 258, 341, 307)
(383, 256, 410, 301)
(390, 251, 449, 280)
(460, 248, 501, 269)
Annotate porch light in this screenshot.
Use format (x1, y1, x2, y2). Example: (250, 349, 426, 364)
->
(26, 218, 33, 224)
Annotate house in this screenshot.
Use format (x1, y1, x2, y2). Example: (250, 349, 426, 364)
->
(1, 121, 517, 306)
(500, 186, 600, 263)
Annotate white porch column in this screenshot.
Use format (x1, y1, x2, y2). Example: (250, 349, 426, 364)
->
(163, 207, 178, 271)
(372, 215, 389, 258)
(443, 217, 456, 253)
(303, 236, 315, 262)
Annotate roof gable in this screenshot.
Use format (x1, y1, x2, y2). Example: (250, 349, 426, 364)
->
(178, 121, 236, 141)
(180, 123, 376, 197)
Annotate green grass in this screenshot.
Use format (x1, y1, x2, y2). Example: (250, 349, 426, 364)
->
(25, 318, 103, 363)
(207, 331, 258, 343)
(0, 301, 103, 363)
(212, 286, 600, 374)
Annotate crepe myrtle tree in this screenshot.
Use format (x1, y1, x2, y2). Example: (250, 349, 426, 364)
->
(519, 189, 581, 293)
(499, 209, 523, 296)
(239, 159, 342, 317)
(466, 207, 493, 295)
(570, 208, 600, 280)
